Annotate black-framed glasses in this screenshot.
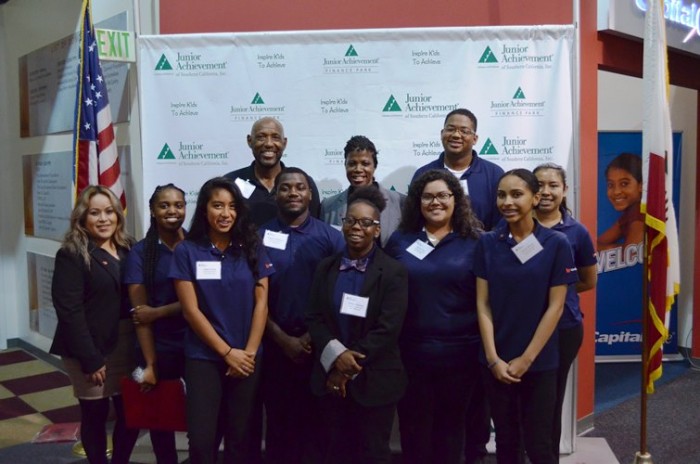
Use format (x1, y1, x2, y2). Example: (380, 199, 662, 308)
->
(420, 192, 454, 204)
(341, 216, 380, 228)
(442, 126, 476, 137)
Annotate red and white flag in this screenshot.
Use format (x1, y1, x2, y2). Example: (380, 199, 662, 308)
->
(641, 0, 680, 394)
(73, 0, 126, 209)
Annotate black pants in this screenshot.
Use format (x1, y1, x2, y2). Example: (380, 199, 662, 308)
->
(315, 395, 396, 464)
(185, 357, 261, 464)
(464, 367, 491, 464)
(485, 367, 557, 464)
(552, 324, 584, 460)
(78, 395, 139, 464)
(261, 341, 315, 464)
(398, 362, 477, 464)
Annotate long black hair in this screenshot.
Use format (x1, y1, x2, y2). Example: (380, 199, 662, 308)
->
(187, 177, 261, 280)
(143, 184, 186, 297)
(533, 162, 572, 215)
(400, 169, 482, 238)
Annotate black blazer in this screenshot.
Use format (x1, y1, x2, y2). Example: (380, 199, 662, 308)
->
(306, 247, 409, 407)
(49, 244, 128, 374)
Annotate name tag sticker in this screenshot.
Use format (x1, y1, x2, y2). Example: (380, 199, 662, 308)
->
(196, 261, 222, 280)
(263, 230, 289, 250)
(234, 178, 256, 199)
(406, 239, 433, 260)
(340, 293, 369, 318)
(460, 179, 469, 195)
(511, 233, 544, 264)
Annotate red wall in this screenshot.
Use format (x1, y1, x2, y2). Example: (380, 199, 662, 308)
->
(158, 0, 621, 424)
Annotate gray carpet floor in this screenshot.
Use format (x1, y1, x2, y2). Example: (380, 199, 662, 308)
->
(588, 366, 700, 464)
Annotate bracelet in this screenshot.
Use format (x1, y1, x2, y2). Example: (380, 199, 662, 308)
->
(487, 359, 499, 369)
(222, 347, 232, 358)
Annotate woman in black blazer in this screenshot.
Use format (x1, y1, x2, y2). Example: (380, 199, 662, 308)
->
(50, 186, 137, 464)
(306, 186, 409, 464)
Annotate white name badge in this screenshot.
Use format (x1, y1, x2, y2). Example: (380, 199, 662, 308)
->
(340, 293, 369, 318)
(234, 177, 256, 199)
(196, 261, 222, 280)
(460, 179, 469, 195)
(263, 230, 289, 250)
(511, 233, 544, 264)
(406, 239, 433, 260)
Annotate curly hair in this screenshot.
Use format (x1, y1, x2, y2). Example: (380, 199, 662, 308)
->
(186, 177, 261, 280)
(143, 184, 186, 296)
(533, 162, 571, 215)
(400, 169, 482, 238)
(347, 185, 386, 219)
(343, 135, 379, 167)
(62, 185, 134, 266)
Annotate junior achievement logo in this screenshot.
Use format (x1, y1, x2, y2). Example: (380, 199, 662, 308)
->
(229, 93, 285, 122)
(477, 44, 554, 70)
(480, 136, 554, 162)
(323, 44, 380, 74)
(154, 51, 227, 77)
(322, 147, 345, 166)
(489, 87, 547, 118)
(156, 141, 229, 166)
(381, 92, 458, 119)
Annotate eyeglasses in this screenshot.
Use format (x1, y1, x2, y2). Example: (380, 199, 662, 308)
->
(443, 126, 476, 137)
(420, 192, 454, 204)
(341, 217, 380, 228)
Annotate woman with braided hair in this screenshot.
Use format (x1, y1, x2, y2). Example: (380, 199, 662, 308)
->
(124, 184, 187, 464)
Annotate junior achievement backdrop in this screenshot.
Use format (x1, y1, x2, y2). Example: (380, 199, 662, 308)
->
(138, 26, 575, 228)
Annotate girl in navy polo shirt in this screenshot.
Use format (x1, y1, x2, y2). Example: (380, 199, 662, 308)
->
(474, 169, 578, 464)
(124, 184, 187, 464)
(170, 177, 274, 464)
(534, 163, 597, 459)
(385, 169, 482, 464)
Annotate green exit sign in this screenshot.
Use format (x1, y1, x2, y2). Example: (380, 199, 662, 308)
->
(95, 28, 135, 63)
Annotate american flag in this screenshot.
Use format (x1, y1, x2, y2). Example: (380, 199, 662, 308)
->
(73, 0, 126, 209)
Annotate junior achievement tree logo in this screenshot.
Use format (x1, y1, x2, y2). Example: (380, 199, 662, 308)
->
(157, 141, 229, 165)
(158, 143, 176, 159)
(230, 93, 285, 121)
(478, 46, 498, 63)
(383, 95, 402, 112)
(323, 44, 379, 74)
(490, 87, 546, 118)
(479, 138, 498, 155)
(155, 54, 173, 71)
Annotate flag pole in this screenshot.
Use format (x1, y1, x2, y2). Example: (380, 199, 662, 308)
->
(634, 230, 653, 464)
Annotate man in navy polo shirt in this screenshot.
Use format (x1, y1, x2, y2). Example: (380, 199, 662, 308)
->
(412, 108, 503, 232)
(259, 167, 344, 464)
(224, 117, 321, 226)
(412, 108, 503, 464)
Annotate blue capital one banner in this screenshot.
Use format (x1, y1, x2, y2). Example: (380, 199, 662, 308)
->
(595, 131, 682, 358)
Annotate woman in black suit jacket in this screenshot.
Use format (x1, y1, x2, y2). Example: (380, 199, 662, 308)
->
(50, 186, 137, 464)
(306, 186, 409, 464)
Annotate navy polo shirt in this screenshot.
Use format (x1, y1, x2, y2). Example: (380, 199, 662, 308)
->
(259, 215, 345, 336)
(124, 239, 187, 353)
(224, 161, 321, 226)
(385, 230, 480, 368)
(169, 239, 275, 361)
(333, 247, 376, 345)
(552, 213, 597, 329)
(473, 222, 578, 371)
(411, 151, 504, 231)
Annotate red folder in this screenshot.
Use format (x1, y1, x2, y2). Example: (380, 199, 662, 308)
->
(120, 378, 187, 431)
